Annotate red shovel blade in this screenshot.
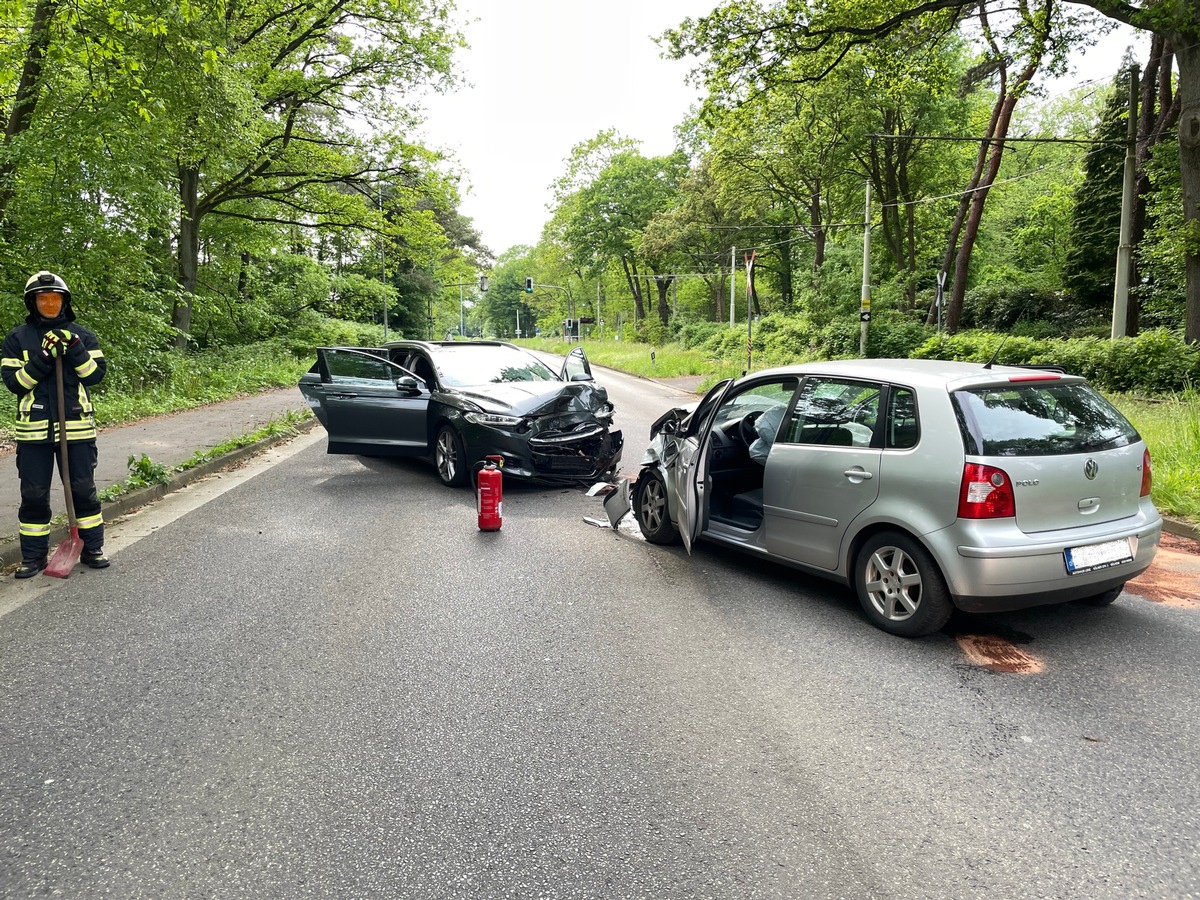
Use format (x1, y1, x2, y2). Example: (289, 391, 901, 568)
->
(44, 526, 84, 578)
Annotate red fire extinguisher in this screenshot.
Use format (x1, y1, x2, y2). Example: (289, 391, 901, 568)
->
(477, 455, 504, 531)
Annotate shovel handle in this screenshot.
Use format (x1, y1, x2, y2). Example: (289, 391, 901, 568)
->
(54, 355, 78, 531)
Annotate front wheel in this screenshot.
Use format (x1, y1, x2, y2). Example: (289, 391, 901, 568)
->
(634, 468, 679, 545)
(855, 531, 953, 637)
(435, 424, 468, 487)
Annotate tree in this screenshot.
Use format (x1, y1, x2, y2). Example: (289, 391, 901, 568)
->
(560, 148, 689, 328)
(162, 0, 460, 347)
(665, 0, 1200, 341)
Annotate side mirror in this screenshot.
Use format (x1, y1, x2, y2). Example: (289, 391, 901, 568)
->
(570, 372, 593, 382)
(396, 375, 422, 394)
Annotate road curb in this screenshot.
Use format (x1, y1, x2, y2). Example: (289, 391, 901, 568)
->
(0, 417, 320, 570)
(1162, 516, 1200, 543)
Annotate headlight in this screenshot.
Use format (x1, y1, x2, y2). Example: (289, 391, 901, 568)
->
(465, 411, 524, 428)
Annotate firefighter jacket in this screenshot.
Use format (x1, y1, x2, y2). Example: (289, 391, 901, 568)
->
(1, 322, 106, 443)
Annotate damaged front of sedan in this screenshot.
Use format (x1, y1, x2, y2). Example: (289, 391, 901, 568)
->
(450, 375, 623, 485)
(300, 340, 622, 489)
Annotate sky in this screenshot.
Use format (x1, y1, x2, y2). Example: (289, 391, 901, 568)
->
(416, 0, 711, 255)
(416, 2, 1146, 257)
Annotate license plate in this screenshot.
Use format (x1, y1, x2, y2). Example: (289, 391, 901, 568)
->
(1064, 538, 1134, 575)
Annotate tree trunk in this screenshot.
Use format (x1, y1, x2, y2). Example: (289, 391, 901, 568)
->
(943, 50, 1041, 333)
(621, 256, 646, 326)
(173, 164, 201, 350)
(1175, 39, 1200, 343)
(928, 126, 994, 326)
(655, 275, 672, 325)
(0, 0, 58, 231)
(1127, 37, 1181, 336)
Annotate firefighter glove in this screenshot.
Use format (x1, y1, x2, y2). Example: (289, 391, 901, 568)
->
(40, 331, 64, 358)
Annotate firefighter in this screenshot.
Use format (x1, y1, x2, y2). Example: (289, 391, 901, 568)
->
(1, 271, 108, 577)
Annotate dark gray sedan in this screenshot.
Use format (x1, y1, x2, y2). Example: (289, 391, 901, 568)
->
(299, 341, 623, 487)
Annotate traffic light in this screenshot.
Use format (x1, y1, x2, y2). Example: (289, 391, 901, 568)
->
(524, 277, 533, 293)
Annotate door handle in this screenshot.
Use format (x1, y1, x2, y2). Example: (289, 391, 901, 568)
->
(843, 468, 873, 480)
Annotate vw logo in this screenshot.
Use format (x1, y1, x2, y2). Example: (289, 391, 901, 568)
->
(1084, 459, 1099, 480)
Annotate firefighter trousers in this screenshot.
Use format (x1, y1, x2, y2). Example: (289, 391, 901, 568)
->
(15, 440, 104, 562)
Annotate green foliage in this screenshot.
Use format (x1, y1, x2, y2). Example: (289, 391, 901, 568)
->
(674, 319, 728, 349)
(957, 284, 1105, 336)
(1137, 141, 1186, 329)
(912, 327, 1200, 393)
(1111, 389, 1200, 522)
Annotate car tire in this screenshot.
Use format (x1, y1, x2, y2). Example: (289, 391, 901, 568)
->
(1074, 585, 1124, 607)
(634, 468, 679, 545)
(435, 424, 468, 488)
(855, 531, 953, 637)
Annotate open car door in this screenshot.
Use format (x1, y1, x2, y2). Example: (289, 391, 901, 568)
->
(302, 347, 430, 456)
(674, 378, 735, 554)
(560, 346, 594, 382)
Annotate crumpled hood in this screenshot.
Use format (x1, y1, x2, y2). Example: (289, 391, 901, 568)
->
(453, 381, 610, 417)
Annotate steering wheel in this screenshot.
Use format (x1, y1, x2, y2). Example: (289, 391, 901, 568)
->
(738, 409, 763, 446)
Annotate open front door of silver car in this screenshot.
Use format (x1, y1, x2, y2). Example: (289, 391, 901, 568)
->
(676, 379, 735, 554)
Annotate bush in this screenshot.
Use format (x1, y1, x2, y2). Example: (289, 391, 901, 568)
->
(958, 284, 1106, 337)
(675, 319, 728, 349)
(912, 328, 1200, 393)
(280, 311, 388, 359)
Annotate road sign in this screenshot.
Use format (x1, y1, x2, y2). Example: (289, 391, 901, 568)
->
(860, 310, 872, 323)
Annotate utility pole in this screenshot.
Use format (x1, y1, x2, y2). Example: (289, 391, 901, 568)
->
(859, 183, 872, 356)
(1111, 65, 1139, 340)
(730, 246, 736, 327)
(379, 180, 388, 341)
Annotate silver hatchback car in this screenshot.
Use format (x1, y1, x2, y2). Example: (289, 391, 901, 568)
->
(621, 359, 1162, 637)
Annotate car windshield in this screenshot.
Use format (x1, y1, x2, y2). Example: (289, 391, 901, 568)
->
(432, 345, 558, 387)
(952, 382, 1139, 456)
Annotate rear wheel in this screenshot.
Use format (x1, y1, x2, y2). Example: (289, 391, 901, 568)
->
(855, 531, 953, 637)
(1074, 585, 1124, 607)
(634, 468, 679, 544)
(435, 424, 468, 487)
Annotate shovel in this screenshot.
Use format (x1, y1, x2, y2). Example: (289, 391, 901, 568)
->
(44, 355, 84, 578)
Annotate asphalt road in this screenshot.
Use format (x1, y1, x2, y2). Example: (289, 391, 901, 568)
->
(1, 371, 1199, 898)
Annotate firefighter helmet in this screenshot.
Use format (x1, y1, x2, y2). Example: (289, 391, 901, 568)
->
(24, 271, 71, 302)
(23, 270, 75, 322)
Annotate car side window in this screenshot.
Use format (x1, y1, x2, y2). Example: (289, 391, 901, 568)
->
(714, 381, 797, 432)
(405, 353, 437, 386)
(783, 378, 881, 447)
(326, 350, 396, 385)
(886, 387, 920, 449)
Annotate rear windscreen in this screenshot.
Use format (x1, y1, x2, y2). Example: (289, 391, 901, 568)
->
(952, 383, 1139, 456)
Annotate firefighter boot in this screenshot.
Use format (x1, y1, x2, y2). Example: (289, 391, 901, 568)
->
(81, 548, 109, 569)
(15, 557, 47, 579)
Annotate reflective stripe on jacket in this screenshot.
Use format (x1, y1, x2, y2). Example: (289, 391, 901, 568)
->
(1, 322, 106, 443)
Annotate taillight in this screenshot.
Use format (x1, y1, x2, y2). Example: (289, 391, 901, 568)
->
(1141, 448, 1152, 497)
(958, 463, 1015, 519)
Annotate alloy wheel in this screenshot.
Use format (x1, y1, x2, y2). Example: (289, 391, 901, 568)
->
(862, 544, 923, 621)
(436, 430, 458, 484)
(638, 476, 668, 533)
